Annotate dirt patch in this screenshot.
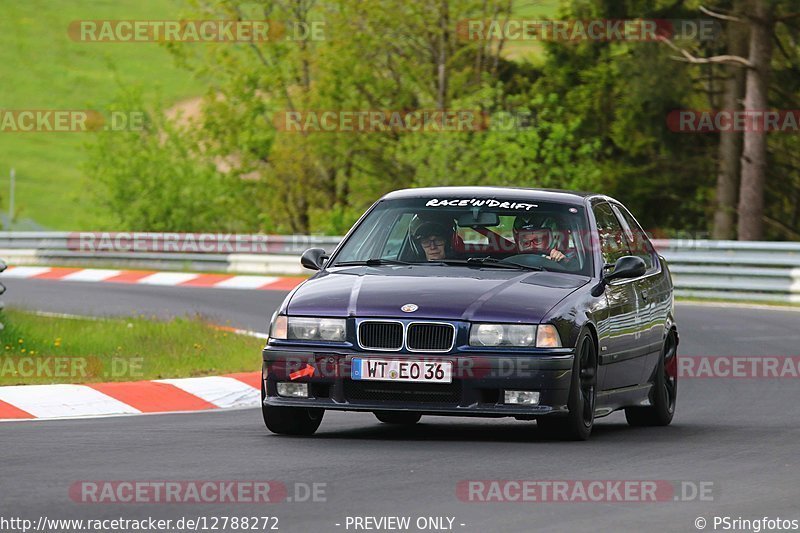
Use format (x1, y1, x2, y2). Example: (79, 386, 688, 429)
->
(165, 96, 204, 125)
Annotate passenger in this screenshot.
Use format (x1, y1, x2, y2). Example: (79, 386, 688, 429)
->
(412, 221, 451, 261)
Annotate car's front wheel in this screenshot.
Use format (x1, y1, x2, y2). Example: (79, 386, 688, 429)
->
(261, 380, 324, 435)
(537, 331, 597, 441)
(625, 330, 678, 427)
(374, 411, 422, 425)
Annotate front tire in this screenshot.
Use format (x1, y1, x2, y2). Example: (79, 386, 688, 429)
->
(261, 380, 324, 435)
(625, 330, 678, 427)
(374, 411, 422, 425)
(538, 331, 597, 441)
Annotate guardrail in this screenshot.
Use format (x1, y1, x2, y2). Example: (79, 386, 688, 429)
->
(0, 232, 798, 303)
(652, 239, 800, 303)
(0, 232, 342, 275)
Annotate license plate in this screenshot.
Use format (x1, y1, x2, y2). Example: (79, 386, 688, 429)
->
(351, 358, 452, 383)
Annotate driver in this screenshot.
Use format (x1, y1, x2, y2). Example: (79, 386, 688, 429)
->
(513, 215, 569, 262)
(412, 221, 451, 261)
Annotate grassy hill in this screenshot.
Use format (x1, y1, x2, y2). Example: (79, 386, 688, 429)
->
(0, 0, 559, 231)
(0, 0, 204, 229)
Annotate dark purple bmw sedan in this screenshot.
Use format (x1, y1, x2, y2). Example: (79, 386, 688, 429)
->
(262, 187, 678, 440)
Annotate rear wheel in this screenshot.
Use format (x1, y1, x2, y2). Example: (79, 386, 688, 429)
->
(374, 411, 422, 425)
(625, 330, 678, 427)
(538, 331, 597, 441)
(261, 380, 324, 435)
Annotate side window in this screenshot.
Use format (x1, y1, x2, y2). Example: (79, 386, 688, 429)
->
(380, 213, 414, 259)
(592, 202, 631, 265)
(612, 204, 658, 272)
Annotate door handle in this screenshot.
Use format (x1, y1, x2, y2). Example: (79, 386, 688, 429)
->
(641, 289, 649, 301)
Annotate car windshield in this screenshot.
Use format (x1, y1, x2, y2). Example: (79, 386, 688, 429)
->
(330, 196, 593, 276)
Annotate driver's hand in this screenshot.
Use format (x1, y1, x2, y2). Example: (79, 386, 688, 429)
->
(548, 249, 566, 262)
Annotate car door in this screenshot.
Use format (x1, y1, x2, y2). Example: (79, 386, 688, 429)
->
(611, 203, 669, 383)
(592, 202, 646, 390)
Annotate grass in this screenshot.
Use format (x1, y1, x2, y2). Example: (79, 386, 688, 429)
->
(0, 0, 204, 230)
(502, 0, 562, 64)
(0, 309, 265, 385)
(512, 0, 562, 18)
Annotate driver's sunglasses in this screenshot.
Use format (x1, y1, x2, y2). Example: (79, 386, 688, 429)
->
(420, 238, 445, 248)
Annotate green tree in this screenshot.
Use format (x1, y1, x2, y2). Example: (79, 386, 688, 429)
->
(85, 90, 256, 232)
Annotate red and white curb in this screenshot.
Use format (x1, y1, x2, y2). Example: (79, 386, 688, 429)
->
(0, 266, 305, 291)
(0, 371, 262, 421)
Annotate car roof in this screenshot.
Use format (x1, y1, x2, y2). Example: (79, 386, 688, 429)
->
(380, 186, 613, 206)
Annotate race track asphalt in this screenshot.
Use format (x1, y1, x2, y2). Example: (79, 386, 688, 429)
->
(2, 278, 800, 533)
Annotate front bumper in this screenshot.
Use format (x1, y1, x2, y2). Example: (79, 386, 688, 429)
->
(262, 347, 575, 417)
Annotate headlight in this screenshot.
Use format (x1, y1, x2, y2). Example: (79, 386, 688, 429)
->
(473, 324, 506, 346)
(270, 316, 347, 342)
(470, 323, 535, 347)
(508, 324, 536, 346)
(290, 317, 321, 340)
(318, 318, 346, 341)
(469, 323, 562, 348)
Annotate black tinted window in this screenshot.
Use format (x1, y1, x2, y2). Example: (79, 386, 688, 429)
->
(612, 204, 658, 272)
(592, 202, 630, 265)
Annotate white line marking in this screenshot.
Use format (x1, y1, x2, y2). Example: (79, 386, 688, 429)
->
(229, 328, 270, 340)
(32, 311, 104, 321)
(0, 403, 262, 422)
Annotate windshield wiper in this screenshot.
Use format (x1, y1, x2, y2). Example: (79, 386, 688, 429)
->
(334, 258, 412, 267)
(464, 257, 544, 271)
(334, 257, 542, 271)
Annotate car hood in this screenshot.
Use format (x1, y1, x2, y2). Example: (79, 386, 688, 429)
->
(286, 267, 590, 323)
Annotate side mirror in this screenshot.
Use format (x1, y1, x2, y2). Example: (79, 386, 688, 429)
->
(590, 256, 646, 297)
(605, 256, 646, 281)
(300, 248, 329, 271)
